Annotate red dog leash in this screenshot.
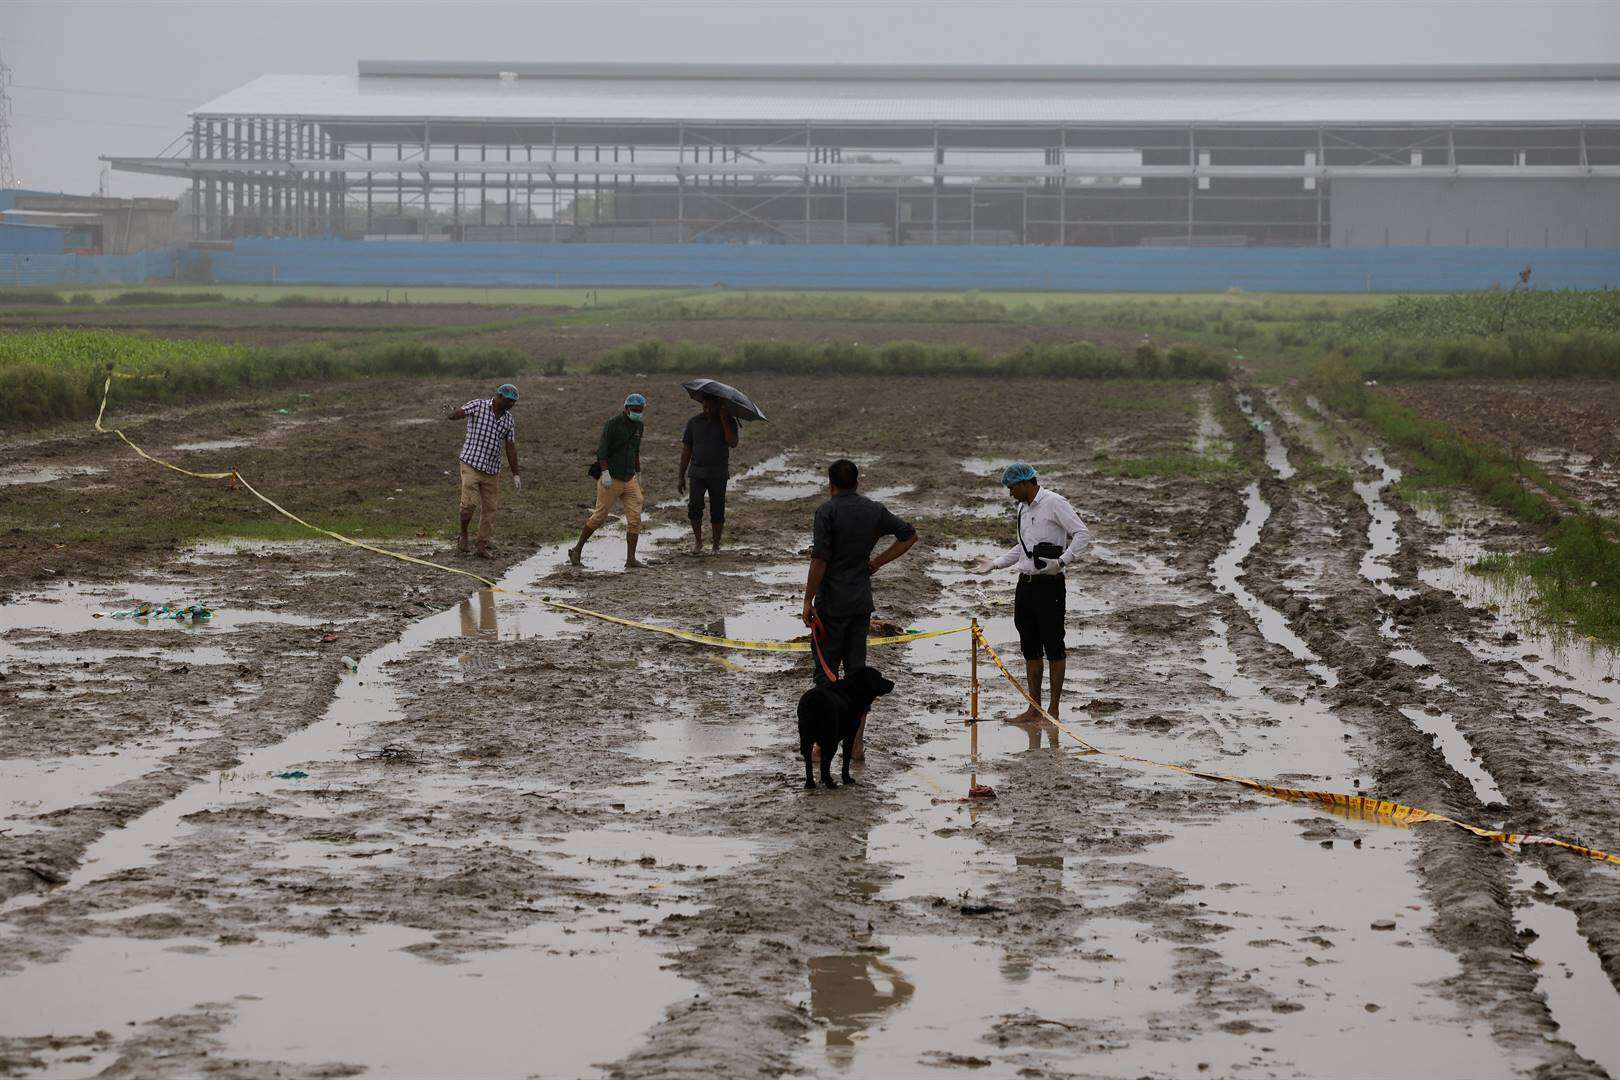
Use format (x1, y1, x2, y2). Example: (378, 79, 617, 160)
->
(808, 614, 840, 684)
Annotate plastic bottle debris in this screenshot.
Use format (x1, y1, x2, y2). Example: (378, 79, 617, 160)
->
(341, 656, 359, 672)
(109, 602, 215, 622)
(273, 770, 309, 780)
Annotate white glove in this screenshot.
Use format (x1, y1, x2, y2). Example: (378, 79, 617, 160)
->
(599, 472, 613, 488)
(512, 474, 522, 494)
(969, 557, 995, 575)
(1036, 557, 1065, 576)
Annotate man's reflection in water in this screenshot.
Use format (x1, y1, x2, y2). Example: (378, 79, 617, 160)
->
(808, 954, 915, 1067)
(457, 590, 500, 676)
(458, 589, 499, 638)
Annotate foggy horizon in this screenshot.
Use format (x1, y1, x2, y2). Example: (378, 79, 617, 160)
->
(8, 0, 1620, 197)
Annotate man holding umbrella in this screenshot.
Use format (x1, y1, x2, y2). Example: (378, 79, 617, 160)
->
(677, 378, 765, 555)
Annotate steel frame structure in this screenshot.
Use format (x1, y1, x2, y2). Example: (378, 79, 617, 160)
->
(103, 64, 1620, 247)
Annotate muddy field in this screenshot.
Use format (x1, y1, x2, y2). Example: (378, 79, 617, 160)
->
(2, 359, 1619, 1078)
(1386, 379, 1620, 518)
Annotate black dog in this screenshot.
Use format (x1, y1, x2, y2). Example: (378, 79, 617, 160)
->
(796, 666, 895, 789)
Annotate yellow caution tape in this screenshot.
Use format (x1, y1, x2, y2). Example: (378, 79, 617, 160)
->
(82, 374, 1620, 868)
(973, 627, 1620, 866)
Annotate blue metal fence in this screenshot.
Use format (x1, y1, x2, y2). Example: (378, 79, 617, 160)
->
(193, 240, 1620, 292)
(5, 239, 1620, 292)
(0, 248, 178, 287)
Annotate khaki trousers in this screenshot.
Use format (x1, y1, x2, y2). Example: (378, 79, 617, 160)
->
(586, 475, 643, 535)
(459, 462, 499, 543)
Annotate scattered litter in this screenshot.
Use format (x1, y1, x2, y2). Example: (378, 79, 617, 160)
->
(273, 770, 309, 780)
(968, 784, 997, 800)
(320, 632, 340, 644)
(357, 744, 423, 765)
(275, 408, 291, 415)
(108, 602, 214, 622)
(1370, 918, 1398, 930)
(341, 656, 359, 672)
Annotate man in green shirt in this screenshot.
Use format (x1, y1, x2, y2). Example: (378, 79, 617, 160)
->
(569, 392, 648, 569)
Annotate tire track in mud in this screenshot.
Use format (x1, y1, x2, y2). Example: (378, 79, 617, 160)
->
(1239, 386, 1620, 1077)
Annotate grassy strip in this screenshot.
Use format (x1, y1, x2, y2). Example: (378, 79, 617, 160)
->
(1311, 358, 1620, 639)
(596, 338, 1230, 380)
(0, 329, 533, 427)
(1090, 450, 1246, 481)
(1330, 288, 1620, 340)
(1476, 516, 1620, 641)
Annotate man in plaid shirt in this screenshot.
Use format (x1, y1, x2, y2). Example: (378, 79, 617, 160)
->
(446, 383, 522, 558)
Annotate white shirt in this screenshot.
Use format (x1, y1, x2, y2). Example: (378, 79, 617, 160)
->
(990, 487, 1091, 574)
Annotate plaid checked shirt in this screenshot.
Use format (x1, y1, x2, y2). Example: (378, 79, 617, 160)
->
(458, 398, 516, 475)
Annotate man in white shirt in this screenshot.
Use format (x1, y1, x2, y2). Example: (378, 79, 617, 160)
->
(972, 462, 1091, 724)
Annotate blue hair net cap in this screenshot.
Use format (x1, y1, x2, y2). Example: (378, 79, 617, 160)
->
(624, 393, 647, 408)
(496, 383, 519, 401)
(1001, 461, 1037, 486)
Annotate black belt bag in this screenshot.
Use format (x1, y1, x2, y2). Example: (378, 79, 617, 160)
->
(1018, 504, 1067, 572)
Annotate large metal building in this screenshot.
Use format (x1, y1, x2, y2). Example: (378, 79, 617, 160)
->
(105, 61, 1620, 249)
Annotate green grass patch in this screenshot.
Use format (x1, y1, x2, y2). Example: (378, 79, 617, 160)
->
(0, 329, 535, 427)
(1090, 450, 1246, 480)
(1476, 515, 1620, 640)
(596, 338, 1229, 380)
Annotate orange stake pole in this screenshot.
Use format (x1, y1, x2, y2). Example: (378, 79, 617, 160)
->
(970, 619, 980, 723)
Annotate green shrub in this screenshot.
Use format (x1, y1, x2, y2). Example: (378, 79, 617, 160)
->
(0, 288, 65, 306)
(102, 290, 228, 306)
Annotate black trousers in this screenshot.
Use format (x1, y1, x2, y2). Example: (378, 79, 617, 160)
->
(687, 474, 727, 524)
(1014, 574, 1067, 662)
(813, 609, 868, 685)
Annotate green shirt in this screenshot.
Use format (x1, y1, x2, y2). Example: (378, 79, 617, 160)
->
(597, 413, 643, 481)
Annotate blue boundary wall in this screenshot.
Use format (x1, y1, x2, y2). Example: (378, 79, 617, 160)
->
(191, 239, 1620, 292)
(6, 239, 1620, 291)
(0, 248, 178, 288)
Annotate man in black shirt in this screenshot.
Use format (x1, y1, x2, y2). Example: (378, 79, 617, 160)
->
(802, 459, 919, 756)
(677, 394, 739, 555)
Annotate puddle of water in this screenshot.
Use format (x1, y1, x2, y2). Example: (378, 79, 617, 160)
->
(868, 756, 1014, 902)
(1354, 447, 1414, 598)
(865, 484, 916, 503)
(0, 464, 105, 487)
(1211, 483, 1337, 687)
(1191, 392, 1231, 459)
(1, 743, 188, 831)
(1196, 617, 1355, 785)
(1396, 707, 1506, 805)
(0, 924, 687, 1078)
(1421, 524, 1620, 732)
(171, 439, 252, 452)
(800, 922, 1202, 1076)
(3, 547, 585, 914)
(1512, 864, 1620, 1078)
(1126, 805, 1514, 1080)
(1236, 393, 1295, 481)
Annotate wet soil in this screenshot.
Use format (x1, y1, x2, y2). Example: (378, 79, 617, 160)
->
(1386, 379, 1620, 517)
(2, 370, 1618, 1078)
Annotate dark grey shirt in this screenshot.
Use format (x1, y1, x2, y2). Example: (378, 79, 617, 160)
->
(811, 491, 916, 618)
(682, 414, 736, 480)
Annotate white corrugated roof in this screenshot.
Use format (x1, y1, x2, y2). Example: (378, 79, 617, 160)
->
(192, 72, 1620, 126)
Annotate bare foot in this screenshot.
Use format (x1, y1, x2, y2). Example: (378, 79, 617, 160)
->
(625, 558, 648, 569)
(567, 546, 583, 567)
(457, 537, 470, 554)
(1001, 707, 1043, 724)
(474, 547, 493, 560)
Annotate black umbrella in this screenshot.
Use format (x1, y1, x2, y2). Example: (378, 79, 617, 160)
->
(682, 378, 768, 422)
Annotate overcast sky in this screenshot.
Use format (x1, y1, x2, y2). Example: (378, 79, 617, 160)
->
(8, 0, 1620, 195)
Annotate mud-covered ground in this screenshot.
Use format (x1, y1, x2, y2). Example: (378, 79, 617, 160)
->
(1386, 379, 1620, 517)
(2, 366, 1619, 1078)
